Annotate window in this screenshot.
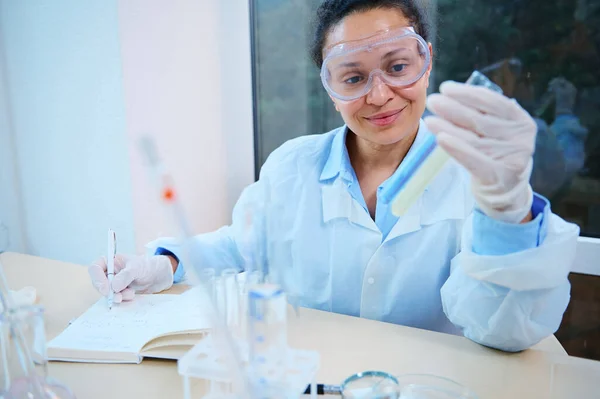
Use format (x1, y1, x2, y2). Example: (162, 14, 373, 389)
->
(433, 0, 600, 239)
(251, 0, 600, 359)
(250, 0, 342, 174)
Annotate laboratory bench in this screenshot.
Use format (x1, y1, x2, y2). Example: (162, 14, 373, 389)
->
(2, 252, 599, 398)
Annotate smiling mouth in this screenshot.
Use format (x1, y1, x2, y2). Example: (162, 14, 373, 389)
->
(365, 106, 407, 126)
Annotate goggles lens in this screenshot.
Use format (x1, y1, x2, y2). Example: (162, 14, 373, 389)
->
(321, 28, 430, 101)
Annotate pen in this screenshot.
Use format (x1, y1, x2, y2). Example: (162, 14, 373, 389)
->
(107, 229, 116, 310)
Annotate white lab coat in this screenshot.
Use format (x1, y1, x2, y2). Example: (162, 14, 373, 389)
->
(149, 123, 580, 352)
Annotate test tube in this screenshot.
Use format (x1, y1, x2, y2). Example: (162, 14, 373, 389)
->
(464, 70, 503, 92)
(247, 270, 263, 287)
(221, 268, 239, 330)
(197, 268, 216, 301)
(213, 275, 227, 324)
(236, 273, 249, 343)
(208, 270, 236, 396)
(247, 283, 287, 396)
(382, 71, 503, 216)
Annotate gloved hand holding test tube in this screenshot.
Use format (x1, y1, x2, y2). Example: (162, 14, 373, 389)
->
(381, 71, 503, 217)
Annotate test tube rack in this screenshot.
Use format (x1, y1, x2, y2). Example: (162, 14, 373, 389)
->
(176, 270, 320, 399)
(178, 335, 320, 399)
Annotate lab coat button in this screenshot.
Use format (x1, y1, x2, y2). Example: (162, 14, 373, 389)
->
(367, 277, 375, 284)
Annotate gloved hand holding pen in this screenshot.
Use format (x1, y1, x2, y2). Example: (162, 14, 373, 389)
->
(88, 254, 176, 303)
(424, 81, 536, 224)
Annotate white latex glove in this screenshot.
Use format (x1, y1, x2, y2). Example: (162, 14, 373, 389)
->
(88, 254, 174, 303)
(425, 81, 535, 223)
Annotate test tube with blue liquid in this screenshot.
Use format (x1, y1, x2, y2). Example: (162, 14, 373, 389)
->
(247, 283, 287, 396)
(382, 71, 503, 216)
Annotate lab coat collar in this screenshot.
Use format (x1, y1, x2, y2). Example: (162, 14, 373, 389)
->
(391, 119, 434, 193)
(320, 175, 424, 237)
(320, 120, 429, 235)
(381, 120, 433, 240)
(319, 124, 381, 232)
(320, 119, 467, 240)
(385, 195, 423, 241)
(319, 126, 354, 183)
(321, 178, 380, 233)
(319, 120, 432, 187)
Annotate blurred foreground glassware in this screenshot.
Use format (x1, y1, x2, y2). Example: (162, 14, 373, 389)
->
(392, 374, 478, 399)
(1, 305, 76, 398)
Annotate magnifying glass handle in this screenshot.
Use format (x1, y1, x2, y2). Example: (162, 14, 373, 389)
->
(303, 383, 342, 395)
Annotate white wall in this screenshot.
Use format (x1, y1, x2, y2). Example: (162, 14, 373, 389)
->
(116, 0, 254, 252)
(0, 0, 255, 264)
(0, 1, 136, 264)
(0, 32, 26, 254)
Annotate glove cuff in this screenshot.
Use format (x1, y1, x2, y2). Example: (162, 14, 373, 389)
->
(473, 159, 535, 224)
(150, 255, 175, 293)
(476, 183, 534, 224)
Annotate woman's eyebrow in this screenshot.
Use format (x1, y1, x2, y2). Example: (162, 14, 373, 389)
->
(335, 61, 362, 69)
(333, 47, 413, 70)
(382, 48, 411, 60)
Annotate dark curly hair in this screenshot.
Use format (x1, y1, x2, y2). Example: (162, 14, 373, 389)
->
(310, 0, 431, 68)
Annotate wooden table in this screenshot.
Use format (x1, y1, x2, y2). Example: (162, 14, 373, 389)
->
(2, 252, 599, 398)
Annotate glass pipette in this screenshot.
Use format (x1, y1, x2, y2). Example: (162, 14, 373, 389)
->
(138, 135, 251, 398)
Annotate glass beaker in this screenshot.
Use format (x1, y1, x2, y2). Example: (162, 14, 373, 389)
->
(1, 305, 75, 398)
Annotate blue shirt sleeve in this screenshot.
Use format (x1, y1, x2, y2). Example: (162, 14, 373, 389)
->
(471, 194, 549, 255)
(155, 247, 186, 284)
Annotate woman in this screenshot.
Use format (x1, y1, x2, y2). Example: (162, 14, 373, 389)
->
(89, 0, 579, 352)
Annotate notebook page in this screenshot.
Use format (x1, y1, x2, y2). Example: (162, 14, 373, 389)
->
(48, 294, 206, 358)
(163, 286, 213, 333)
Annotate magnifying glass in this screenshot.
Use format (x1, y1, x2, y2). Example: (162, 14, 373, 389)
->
(305, 372, 478, 399)
(341, 371, 400, 398)
(304, 370, 399, 398)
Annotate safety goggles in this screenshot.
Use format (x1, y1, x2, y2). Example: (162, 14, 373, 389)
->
(320, 26, 431, 102)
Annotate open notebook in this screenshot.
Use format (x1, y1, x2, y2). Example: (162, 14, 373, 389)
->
(47, 288, 211, 364)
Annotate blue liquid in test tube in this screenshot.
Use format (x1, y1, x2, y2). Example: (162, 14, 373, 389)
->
(247, 283, 287, 396)
(381, 71, 503, 216)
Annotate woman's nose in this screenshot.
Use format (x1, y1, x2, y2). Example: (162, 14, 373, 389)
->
(365, 75, 395, 106)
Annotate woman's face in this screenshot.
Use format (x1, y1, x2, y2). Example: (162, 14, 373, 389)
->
(324, 8, 432, 146)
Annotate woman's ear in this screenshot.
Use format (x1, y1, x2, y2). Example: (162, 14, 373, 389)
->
(425, 42, 434, 89)
(329, 94, 340, 112)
